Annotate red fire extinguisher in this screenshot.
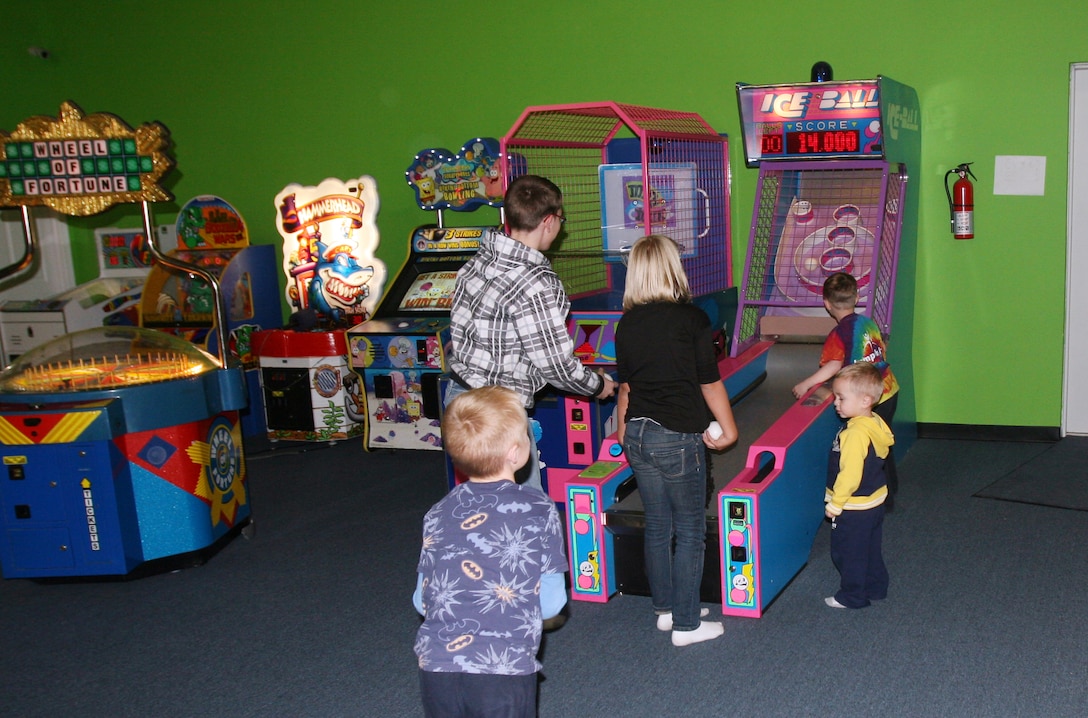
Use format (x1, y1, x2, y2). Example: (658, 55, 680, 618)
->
(945, 162, 977, 239)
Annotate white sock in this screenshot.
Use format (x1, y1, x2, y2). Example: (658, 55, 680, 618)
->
(656, 607, 710, 631)
(671, 620, 724, 646)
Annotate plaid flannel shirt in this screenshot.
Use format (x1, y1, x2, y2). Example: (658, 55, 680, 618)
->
(448, 229, 602, 408)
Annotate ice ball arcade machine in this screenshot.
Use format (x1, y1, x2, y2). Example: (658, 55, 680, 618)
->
(346, 138, 500, 451)
(716, 75, 920, 617)
(0, 102, 252, 579)
(254, 176, 386, 443)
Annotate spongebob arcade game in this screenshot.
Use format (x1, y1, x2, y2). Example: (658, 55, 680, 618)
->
(346, 138, 501, 451)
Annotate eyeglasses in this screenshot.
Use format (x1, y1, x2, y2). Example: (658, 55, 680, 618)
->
(553, 213, 567, 225)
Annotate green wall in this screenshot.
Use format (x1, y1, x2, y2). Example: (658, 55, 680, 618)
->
(2, 0, 1083, 429)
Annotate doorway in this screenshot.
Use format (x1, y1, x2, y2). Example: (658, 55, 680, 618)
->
(1065, 63, 1088, 434)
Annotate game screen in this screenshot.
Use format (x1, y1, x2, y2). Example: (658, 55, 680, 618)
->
(398, 270, 457, 312)
(569, 311, 621, 366)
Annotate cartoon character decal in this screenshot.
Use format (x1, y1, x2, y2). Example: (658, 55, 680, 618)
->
(177, 205, 205, 249)
(274, 176, 387, 320)
(185, 279, 215, 314)
(405, 138, 504, 211)
(342, 371, 367, 424)
(729, 564, 755, 605)
(387, 336, 414, 368)
(425, 335, 442, 369)
(307, 232, 375, 322)
(578, 550, 601, 591)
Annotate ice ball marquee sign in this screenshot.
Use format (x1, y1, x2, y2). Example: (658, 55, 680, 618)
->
(0, 101, 173, 216)
(737, 79, 919, 166)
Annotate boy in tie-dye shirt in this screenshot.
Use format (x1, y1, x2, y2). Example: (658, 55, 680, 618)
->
(792, 272, 899, 499)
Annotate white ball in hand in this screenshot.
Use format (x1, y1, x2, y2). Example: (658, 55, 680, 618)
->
(706, 421, 723, 440)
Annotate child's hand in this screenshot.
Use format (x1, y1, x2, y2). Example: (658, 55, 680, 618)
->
(792, 381, 810, 399)
(702, 426, 735, 451)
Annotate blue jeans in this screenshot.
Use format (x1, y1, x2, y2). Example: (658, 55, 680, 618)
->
(623, 418, 707, 631)
(444, 381, 542, 492)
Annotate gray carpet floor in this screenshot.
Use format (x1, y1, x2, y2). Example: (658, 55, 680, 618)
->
(3, 428, 1088, 716)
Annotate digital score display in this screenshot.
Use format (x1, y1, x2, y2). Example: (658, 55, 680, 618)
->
(760, 130, 862, 157)
(785, 130, 860, 155)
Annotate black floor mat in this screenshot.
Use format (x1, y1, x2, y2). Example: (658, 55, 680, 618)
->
(974, 437, 1088, 511)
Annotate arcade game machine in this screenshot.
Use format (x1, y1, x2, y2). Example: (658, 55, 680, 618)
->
(0, 225, 161, 363)
(254, 176, 386, 443)
(0, 102, 251, 578)
(716, 74, 920, 616)
(346, 138, 499, 451)
(139, 195, 280, 439)
(496, 102, 765, 601)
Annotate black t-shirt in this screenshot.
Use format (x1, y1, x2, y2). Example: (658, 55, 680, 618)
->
(615, 301, 720, 434)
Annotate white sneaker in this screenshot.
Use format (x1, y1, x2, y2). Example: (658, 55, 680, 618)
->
(671, 621, 724, 646)
(656, 607, 710, 631)
(824, 596, 847, 608)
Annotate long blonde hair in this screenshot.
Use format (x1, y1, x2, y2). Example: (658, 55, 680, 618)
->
(622, 234, 691, 310)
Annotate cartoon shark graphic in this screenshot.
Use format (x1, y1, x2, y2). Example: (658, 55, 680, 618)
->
(308, 234, 374, 321)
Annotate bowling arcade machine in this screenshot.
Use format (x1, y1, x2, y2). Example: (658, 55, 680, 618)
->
(346, 138, 500, 451)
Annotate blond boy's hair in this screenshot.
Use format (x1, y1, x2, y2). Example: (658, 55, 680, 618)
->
(823, 272, 858, 311)
(442, 386, 528, 478)
(622, 234, 691, 310)
(834, 362, 884, 403)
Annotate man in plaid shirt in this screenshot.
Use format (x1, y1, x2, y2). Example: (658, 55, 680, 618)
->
(447, 174, 617, 491)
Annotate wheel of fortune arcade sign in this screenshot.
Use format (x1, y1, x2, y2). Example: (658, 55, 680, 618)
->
(0, 101, 174, 217)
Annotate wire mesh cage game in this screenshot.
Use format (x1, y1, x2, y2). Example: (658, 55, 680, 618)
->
(501, 102, 732, 306)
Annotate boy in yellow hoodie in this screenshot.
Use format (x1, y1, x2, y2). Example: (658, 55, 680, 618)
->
(824, 362, 894, 609)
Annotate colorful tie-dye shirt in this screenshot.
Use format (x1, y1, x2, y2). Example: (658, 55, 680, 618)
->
(820, 312, 899, 402)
